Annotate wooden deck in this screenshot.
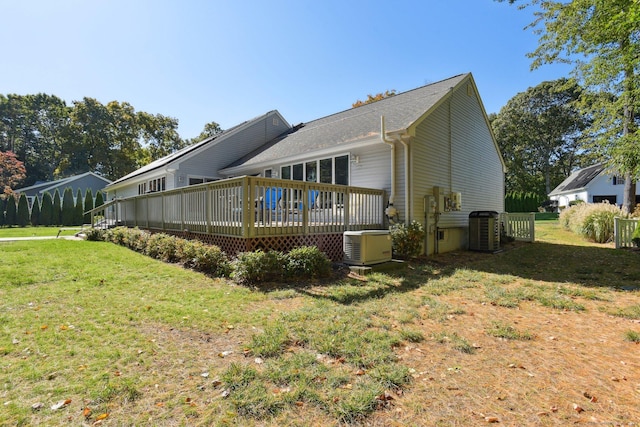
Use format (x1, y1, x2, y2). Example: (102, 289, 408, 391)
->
(90, 176, 386, 259)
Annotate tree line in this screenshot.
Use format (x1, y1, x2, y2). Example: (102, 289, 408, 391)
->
(0, 94, 221, 188)
(0, 187, 104, 228)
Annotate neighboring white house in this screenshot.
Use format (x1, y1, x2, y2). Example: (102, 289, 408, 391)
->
(549, 163, 640, 209)
(106, 73, 505, 255)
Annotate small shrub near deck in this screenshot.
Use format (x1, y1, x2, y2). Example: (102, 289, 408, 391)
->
(178, 239, 232, 277)
(145, 233, 179, 262)
(85, 227, 106, 241)
(90, 227, 230, 278)
(89, 227, 330, 283)
(390, 220, 425, 259)
(286, 246, 332, 279)
(232, 250, 288, 285)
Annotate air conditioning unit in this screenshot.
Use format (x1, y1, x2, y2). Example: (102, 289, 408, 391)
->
(343, 230, 392, 265)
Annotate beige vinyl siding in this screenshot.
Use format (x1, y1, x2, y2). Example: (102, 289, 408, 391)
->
(350, 143, 393, 197)
(411, 83, 504, 228)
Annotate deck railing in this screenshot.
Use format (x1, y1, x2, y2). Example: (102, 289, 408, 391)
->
(98, 176, 386, 238)
(500, 212, 535, 242)
(614, 217, 639, 249)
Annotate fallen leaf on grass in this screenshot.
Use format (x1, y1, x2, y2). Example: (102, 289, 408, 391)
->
(485, 416, 500, 423)
(573, 403, 584, 413)
(31, 402, 44, 411)
(51, 399, 71, 410)
(82, 407, 91, 418)
(95, 413, 109, 421)
(40, 325, 48, 330)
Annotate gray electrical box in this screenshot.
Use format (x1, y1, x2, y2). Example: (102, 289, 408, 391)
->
(469, 211, 500, 252)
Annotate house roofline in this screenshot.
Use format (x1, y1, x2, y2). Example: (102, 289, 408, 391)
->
(219, 137, 382, 176)
(106, 110, 290, 191)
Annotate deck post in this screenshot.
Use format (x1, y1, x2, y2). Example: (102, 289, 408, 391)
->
(344, 187, 350, 231)
(205, 186, 212, 234)
(244, 177, 254, 238)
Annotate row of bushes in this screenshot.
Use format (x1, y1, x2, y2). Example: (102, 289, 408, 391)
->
(505, 191, 546, 213)
(1, 188, 104, 227)
(86, 227, 333, 285)
(559, 202, 627, 243)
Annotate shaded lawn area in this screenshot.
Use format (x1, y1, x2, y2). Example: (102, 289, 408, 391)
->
(0, 220, 639, 426)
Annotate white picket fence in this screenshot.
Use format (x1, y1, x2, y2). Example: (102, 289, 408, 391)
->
(501, 212, 536, 242)
(614, 217, 639, 249)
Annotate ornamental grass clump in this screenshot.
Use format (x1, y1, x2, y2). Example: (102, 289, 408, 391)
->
(559, 202, 626, 243)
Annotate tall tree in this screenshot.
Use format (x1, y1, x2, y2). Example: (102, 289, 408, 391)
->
(74, 188, 84, 225)
(0, 150, 26, 197)
(139, 112, 185, 161)
(491, 79, 590, 196)
(40, 192, 53, 226)
(5, 195, 16, 226)
(30, 195, 41, 226)
(52, 189, 62, 226)
(501, 0, 640, 211)
(16, 193, 30, 227)
(0, 94, 70, 186)
(61, 187, 75, 226)
(83, 188, 94, 224)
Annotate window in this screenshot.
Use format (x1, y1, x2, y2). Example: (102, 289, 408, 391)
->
(264, 169, 272, 178)
(320, 158, 332, 183)
(278, 154, 349, 185)
(593, 195, 617, 204)
(305, 161, 317, 182)
(613, 176, 624, 185)
(189, 178, 204, 185)
(335, 155, 349, 185)
(281, 165, 291, 180)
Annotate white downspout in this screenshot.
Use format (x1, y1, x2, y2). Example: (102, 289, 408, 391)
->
(380, 116, 397, 218)
(398, 135, 410, 224)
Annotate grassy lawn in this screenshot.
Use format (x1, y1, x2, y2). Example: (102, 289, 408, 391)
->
(0, 226, 85, 238)
(1, 221, 639, 426)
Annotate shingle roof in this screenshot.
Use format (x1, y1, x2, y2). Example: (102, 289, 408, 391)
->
(224, 74, 469, 169)
(14, 172, 111, 194)
(549, 164, 605, 195)
(107, 110, 281, 187)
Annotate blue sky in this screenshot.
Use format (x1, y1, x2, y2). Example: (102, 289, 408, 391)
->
(0, 0, 572, 140)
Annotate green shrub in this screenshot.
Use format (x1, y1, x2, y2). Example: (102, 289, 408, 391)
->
(30, 196, 41, 226)
(84, 189, 94, 224)
(390, 221, 425, 259)
(75, 189, 84, 225)
(52, 189, 62, 226)
(61, 188, 75, 226)
(40, 192, 53, 226)
(4, 195, 16, 226)
(286, 246, 332, 279)
(85, 228, 106, 241)
(105, 226, 129, 245)
(16, 193, 30, 227)
(232, 250, 287, 285)
(122, 227, 150, 252)
(177, 239, 231, 277)
(632, 224, 640, 247)
(145, 233, 179, 262)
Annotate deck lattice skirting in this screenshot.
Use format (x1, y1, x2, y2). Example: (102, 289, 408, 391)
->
(161, 231, 345, 261)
